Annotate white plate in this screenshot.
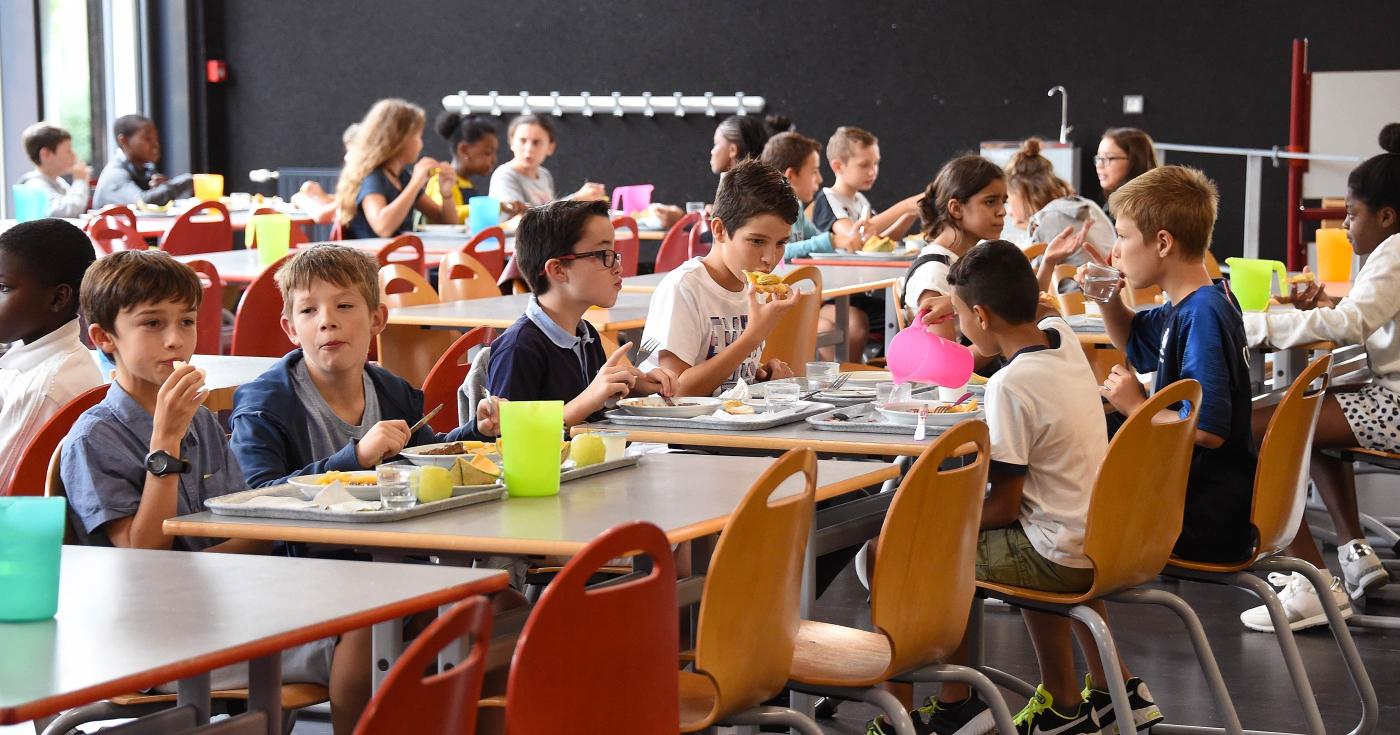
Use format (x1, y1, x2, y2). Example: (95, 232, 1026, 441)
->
(400, 441, 493, 468)
(876, 401, 984, 426)
(288, 472, 382, 500)
(817, 388, 877, 399)
(617, 396, 722, 418)
(418, 223, 466, 233)
(841, 371, 894, 383)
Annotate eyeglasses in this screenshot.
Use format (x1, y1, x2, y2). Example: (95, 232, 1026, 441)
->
(551, 249, 620, 271)
(1093, 155, 1127, 166)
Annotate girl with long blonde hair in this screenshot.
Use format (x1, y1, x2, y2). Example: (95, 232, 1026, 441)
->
(335, 98, 457, 238)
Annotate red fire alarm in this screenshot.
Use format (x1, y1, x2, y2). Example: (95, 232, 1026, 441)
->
(206, 60, 227, 84)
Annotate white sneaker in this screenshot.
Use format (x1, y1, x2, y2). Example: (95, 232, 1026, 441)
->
(1240, 572, 1353, 632)
(1338, 539, 1389, 600)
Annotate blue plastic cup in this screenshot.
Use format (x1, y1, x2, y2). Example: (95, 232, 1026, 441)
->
(467, 196, 500, 235)
(0, 497, 67, 622)
(11, 185, 51, 222)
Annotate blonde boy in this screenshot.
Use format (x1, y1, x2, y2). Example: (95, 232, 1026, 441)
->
(811, 126, 921, 243)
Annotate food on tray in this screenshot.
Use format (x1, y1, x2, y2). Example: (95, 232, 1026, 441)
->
(412, 440, 493, 456)
(310, 471, 377, 486)
(622, 396, 669, 408)
(451, 455, 501, 485)
(571, 433, 606, 467)
(862, 236, 896, 252)
(930, 399, 980, 414)
(722, 399, 755, 415)
(967, 373, 988, 386)
(415, 466, 454, 503)
(743, 270, 790, 297)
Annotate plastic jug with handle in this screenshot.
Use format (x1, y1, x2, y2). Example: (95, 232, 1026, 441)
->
(1225, 257, 1287, 312)
(11, 185, 50, 222)
(611, 184, 654, 216)
(0, 497, 67, 621)
(887, 324, 974, 387)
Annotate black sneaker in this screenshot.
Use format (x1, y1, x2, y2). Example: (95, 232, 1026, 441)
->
(1013, 684, 1098, 735)
(863, 693, 994, 735)
(1080, 674, 1164, 734)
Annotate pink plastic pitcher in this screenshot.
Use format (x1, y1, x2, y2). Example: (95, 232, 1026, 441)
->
(887, 325, 974, 387)
(611, 184, 654, 215)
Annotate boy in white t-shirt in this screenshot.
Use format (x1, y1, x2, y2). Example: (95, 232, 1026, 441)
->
(639, 159, 801, 396)
(873, 241, 1160, 735)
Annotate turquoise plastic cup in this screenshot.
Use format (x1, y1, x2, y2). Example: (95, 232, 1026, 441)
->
(11, 185, 50, 222)
(467, 196, 500, 235)
(0, 497, 67, 622)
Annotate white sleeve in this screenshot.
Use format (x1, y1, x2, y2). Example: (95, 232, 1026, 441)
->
(903, 260, 951, 312)
(1244, 236, 1400, 349)
(985, 380, 1034, 467)
(488, 167, 525, 204)
(639, 277, 705, 368)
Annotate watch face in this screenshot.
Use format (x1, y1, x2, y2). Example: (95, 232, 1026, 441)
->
(148, 453, 170, 474)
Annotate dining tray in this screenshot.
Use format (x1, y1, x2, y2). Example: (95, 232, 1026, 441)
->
(805, 403, 967, 436)
(206, 483, 505, 522)
(601, 401, 834, 431)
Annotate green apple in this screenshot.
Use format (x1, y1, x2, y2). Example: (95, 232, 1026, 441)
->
(571, 433, 606, 467)
(415, 466, 454, 503)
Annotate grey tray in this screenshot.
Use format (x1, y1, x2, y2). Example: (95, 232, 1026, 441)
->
(805, 403, 965, 436)
(207, 483, 505, 522)
(819, 250, 917, 261)
(1064, 314, 1106, 333)
(602, 401, 834, 431)
(560, 453, 641, 481)
(749, 380, 878, 408)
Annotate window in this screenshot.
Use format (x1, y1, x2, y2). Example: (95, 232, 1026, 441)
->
(38, 0, 94, 163)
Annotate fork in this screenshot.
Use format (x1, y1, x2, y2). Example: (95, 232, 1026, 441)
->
(798, 373, 850, 402)
(633, 338, 676, 406)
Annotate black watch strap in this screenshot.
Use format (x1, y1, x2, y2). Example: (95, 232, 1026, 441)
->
(145, 450, 191, 477)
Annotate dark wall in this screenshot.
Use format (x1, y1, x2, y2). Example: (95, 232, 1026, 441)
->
(207, 1, 1400, 261)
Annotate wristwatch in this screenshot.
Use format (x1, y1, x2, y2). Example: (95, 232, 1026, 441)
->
(144, 450, 191, 477)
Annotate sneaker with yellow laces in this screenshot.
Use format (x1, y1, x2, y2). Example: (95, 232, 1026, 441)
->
(1079, 673, 1165, 734)
(1013, 684, 1099, 735)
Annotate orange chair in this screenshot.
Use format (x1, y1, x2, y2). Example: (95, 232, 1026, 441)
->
(184, 259, 225, 355)
(85, 205, 145, 254)
(612, 215, 641, 277)
(159, 201, 233, 256)
(421, 328, 491, 433)
(354, 596, 492, 735)
(760, 266, 822, 375)
(376, 234, 426, 275)
(4, 384, 109, 496)
(378, 264, 460, 388)
(463, 226, 507, 279)
(438, 252, 500, 302)
(250, 206, 310, 246)
(497, 256, 530, 295)
(230, 255, 296, 358)
(655, 211, 699, 273)
(502, 521, 678, 733)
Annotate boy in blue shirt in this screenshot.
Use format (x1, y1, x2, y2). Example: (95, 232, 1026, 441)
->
(62, 250, 368, 733)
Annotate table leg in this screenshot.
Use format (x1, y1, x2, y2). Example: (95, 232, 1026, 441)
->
(834, 295, 851, 362)
(176, 671, 211, 725)
(1273, 347, 1306, 391)
(246, 654, 282, 735)
(437, 602, 466, 674)
(371, 617, 404, 694)
(1249, 347, 1267, 395)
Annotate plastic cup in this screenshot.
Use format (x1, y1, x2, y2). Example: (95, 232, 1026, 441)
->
(875, 381, 897, 405)
(11, 185, 51, 222)
(250, 213, 291, 265)
(193, 173, 224, 202)
(765, 379, 801, 410)
(611, 184, 654, 215)
(886, 325, 974, 388)
(938, 383, 970, 403)
(591, 430, 628, 462)
(1315, 228, 1353, 283)
(376, 465, 416, 509)
(499, 400, 564, 497)
(467, 195, 501, 235)
(1081, 262, 1123, 303)
(805, 361, 839, 388)
(1225, 257, 1288, 312)
(0, 497, 67, 621)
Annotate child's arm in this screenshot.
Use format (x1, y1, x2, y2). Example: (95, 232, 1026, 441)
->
(1246, 240, 1400, 349)
(657, 290, 799, 397)
(415, 166, 461, 225)
(982, 470, 1027, 530)
(833, 194, 921, 240)
(361, 159, 438, 237)
(1035, 221, 1097, 293)
(563, 343, 635, 425)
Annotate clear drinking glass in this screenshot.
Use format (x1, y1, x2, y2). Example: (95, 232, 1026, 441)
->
(875, 381, 896, 406)
(765, 379, 802, 410)
(1082, 262, 1124, 303)
(376, 465, 416, 509)
(805, 361, 840, 390)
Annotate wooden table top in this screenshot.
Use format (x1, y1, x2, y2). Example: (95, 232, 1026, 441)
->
(621, 264, 898, 299)
(164, 453, 896, 556)
(574, 416, 950, 458)
(387, 289, 653, 331)
(0, 546, 505, 724)
(90, 352, 277, 412)
(171, 234, 478, 284)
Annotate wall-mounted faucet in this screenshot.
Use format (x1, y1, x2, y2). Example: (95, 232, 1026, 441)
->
(1047, 86, 1071, 144)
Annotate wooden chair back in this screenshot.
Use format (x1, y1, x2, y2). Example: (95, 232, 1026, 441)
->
(891, 277, 909, 331)
(377, 264, 458, 388)
(694, 449, 817, 721)
(437, 251, 500, 302)
(159, 201, 233, 256)
(1022, 242, 1047, 261)
(871, 419, 990, 674)
(230, 255, 296, 358)
(5, 384, 109, 497)
(760, 266, 822, 375)
(1084, 379, 1201, 596)
(353, 596, 492, 735)
(376, 234, 426, 275)
(655, 211, 699, 273)
(421, 328, 491, 434)
(463, 226, 507, 279)
(184, 259, 225, 355)
(1250, 355, 1332, 560)
(1121, 284, 1163, 308)
(85, 205, 144, 253)
(612, 216, 641, 278)
(250, 207, 310, 246)
(1204, 250, 1223, 279)
(506, 521, 678, 733)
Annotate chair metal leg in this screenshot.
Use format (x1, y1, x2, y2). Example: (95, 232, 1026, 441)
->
(1067, 604, 1134, 735)
(786, 683, 916, 735)
(901, 663, 1020, 735)
(1223, 571, 1326, 735)
(724, 705, 823, 735)
(39, 702, 167, 735)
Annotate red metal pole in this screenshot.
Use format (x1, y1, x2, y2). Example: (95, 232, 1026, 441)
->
(1286, 38, 1310, 270)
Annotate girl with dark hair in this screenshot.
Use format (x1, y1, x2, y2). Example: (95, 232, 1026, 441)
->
(709, 113, 793, 174)
(1095, 127, 1158, 207)
(430, 111, 518, 218)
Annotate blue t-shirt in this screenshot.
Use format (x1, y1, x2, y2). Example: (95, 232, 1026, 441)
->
(347, 168, 417, 239)
(1126, 280, 1257, 562)
(486, 304, 608, 424)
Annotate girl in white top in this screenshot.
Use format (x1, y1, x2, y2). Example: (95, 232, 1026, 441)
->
(489, 114, 604, 211)
(1244, 124, 1400, 610)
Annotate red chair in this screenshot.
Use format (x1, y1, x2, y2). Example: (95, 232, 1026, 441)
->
(421, 327, 491, 433)
(5, 384, 109, 496)
(463, 226, 507, 279)
(438, 252, 501, 302)
(353, 596, 492, 735)
(688, 214, 710, 258)
(328, 220, 346, 241)
(612, 215, 641, 277)
(503, 521, 678, 733)
(184, 259, 225, 355)
(497, 256, 530, 295)
(159, 200, 233, 256)
(250, 206, 310, 246)
(655, 211, 699, 273)
(376, 234, 426, 275)
(230, 255, 296, 357)
(85, 205, 144, 254)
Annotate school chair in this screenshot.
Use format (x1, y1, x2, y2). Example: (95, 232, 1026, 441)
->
(250, 207, 311, 246)
(377, 264, 459, 388)
(184, 259, 226, 355)
(1121, 283, 1163, 308)
(485, 521, 678, 733)
(437, 251, 500, 302)
(462, 226, 507, 280)
(422, 328, 491, 434)
(655, 211, 700, 274)
(687, 214, 709, 258)
(1204, 249, 1223, 279)
(230, 255, 297, 358)
(496, 256, 530, 295)
(971, 379, 1245, 735)
(160, 201, 234, 256)
(611, 215, 641, 277)
(354, 596, 492, 735)
(1160, 356, 1379, 735)
(85, 204, 145, 254)
(3, 384, 109, 497)
(376, 234, 426, 275)
(786, 420, 1018, 735)
(680, 448, 822, 734)
(760, 266, 822, 375)
(1022, 242, 1048, 262)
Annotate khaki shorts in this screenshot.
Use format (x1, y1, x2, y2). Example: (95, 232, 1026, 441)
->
(976, 524, 1093, 594)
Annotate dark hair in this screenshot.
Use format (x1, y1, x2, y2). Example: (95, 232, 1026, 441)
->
(712, 159, 799, 235)
(716, 113, 794, 162)
(80, 249, 202, 333)
(919, 155, 1005, 238)
(507, 113, 555, 142)
(434, 111, 498, 149)
(0, 219, 95, 301)
(1347, 123, 1400, 215)
(22, 123, 72, 165)
(1101, 127, 1159, 192)
(113, 114, 153, 141)
(516, 199, 612, 295)
(946, 240, 1039, 325)
(760, 132, 821, 175)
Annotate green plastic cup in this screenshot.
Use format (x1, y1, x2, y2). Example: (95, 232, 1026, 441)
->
(0, 497, 67, 622)
(499, 400, 564, 497)
(251, 213, 292, 265)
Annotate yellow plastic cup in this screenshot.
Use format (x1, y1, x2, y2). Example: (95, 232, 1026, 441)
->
(1225, 257, 1287, 312)
(250, 213, 291, 265)
(193, 173, 224, 202)
(498, 400, 564, 497)
(1315, 228, 1353, 283)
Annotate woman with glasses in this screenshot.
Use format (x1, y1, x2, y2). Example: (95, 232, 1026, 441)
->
(1095, 127, 1159, 210)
